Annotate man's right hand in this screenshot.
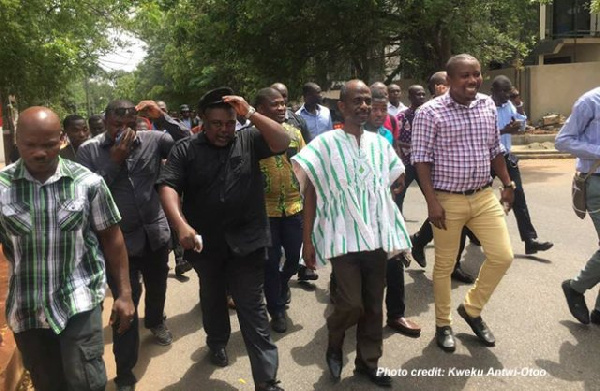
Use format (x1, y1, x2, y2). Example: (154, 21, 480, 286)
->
(428, 199, 447, 230)
(302, 241, 317, 270)
(109, 127, 136, 164)
(177, 223, 197, 250)
(502, 120, 521, 134)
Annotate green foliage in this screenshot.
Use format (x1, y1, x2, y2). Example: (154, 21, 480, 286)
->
(127, 0, 541, 105)
(0, 0, 132, 111)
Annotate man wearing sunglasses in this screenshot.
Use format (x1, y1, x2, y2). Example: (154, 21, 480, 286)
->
(76, 99, 191, 391)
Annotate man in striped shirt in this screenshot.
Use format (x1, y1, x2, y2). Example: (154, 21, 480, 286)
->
(293, 80, 410, 387)
(0, 107, 134, 391)
(412, 54, 515, 353)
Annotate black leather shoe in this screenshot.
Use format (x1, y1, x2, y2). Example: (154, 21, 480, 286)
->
(525, 239, 554, 255)
(255, 380, 284, 391)
(561, 279, 590, 324)
(298, 265, 319, 281)
(326, 347, 343, 381)
(410, 234, 427, 268)
(457, 304, 495, 347)
(435, 326, 455, 352)
(270, 313, 287, 333)
(354, 365, 392, 387)
(451, 266, 475, 284)
(209, 347, 228, 367)
(591, 309, 600, 325)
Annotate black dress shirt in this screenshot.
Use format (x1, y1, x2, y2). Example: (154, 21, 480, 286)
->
(77, 118, 189, 256)
(156, 128, 278, 258)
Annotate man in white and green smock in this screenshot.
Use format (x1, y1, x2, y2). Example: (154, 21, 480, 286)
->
(292, 80, 411, 387)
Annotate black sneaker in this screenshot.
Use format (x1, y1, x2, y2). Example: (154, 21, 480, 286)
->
(175, 260, 192, 276)
(150, 323, 173, 346)
(591, 309, 600, 325)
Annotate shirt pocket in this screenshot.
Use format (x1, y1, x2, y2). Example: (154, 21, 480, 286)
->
(58, 198, 86, 231)
(1, 201, 32, 236)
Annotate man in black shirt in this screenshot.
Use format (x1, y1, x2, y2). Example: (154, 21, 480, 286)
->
(77, 99, 191, 391)
(157, 87, 290, 391)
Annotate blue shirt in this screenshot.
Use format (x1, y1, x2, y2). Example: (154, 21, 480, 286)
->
(377, 126, 394, 145)
(556, 87, 600, 173)
(496, 101, 526, 153)
(296, 104, 333, 139)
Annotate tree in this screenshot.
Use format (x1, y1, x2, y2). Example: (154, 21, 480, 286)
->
(0, 0, 132, 109)
(129, 0, 541, 104)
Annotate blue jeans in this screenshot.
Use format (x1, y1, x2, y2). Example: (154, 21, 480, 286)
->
(265, 213, 303, 317)
(571, 175, 600, 311)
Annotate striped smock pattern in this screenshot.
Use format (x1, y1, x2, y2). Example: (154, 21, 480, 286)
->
(292, 128, 411, 265)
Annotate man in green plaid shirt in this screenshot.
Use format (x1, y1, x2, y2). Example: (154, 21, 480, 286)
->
(0, 107, 134, 391)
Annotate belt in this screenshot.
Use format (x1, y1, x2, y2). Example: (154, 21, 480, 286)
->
(435, 183, 492, 196)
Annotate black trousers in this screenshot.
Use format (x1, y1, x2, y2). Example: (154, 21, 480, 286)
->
(385, 256, 406, 320)
(395, 163, 420, 214)
(497, 154, 537, 241)
(15, 306, 106, 391)
(264, 214, 303, 317)
(189, 247, 279, 385)
(107, 244, 169, 386)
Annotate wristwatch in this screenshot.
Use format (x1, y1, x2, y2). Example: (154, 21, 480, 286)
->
(245, 105, 256, 119)
(501, 181, 517, 190)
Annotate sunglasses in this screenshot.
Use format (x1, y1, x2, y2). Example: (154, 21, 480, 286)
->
(108, 107, 137, 116)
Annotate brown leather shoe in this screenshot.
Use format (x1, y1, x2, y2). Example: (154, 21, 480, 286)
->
(387, 317, 421, 337)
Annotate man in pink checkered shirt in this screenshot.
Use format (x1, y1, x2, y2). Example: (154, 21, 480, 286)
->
(412, 54, 515, 353)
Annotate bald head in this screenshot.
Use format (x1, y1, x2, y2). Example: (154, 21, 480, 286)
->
(17, 107, 61, 140)
(16, 107, 63, 182)
(271, 83, 288, 101)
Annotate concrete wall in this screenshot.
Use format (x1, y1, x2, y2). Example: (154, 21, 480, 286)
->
(480, 62, 600, 125)
(527, 61, 600, 123)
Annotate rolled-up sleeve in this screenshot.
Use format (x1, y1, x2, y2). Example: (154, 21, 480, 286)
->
(156, 139, 188, 194)
(411, 107, 436, 164)
(556, 98, 600, 159)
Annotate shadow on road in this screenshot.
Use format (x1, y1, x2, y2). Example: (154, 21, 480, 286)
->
(536, 320, 600, 390)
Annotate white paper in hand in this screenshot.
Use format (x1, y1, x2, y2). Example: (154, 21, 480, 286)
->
(194, 234, 204, 253)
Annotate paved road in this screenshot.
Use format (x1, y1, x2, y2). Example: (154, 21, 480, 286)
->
(102, 159, 600, 391)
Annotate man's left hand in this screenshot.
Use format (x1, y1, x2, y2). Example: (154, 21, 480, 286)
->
(392, 173, 406, 195)
(110, 295, 135, 334)
(222, 95, 251, 117)
(500, 188, 515, 212)
(136, 100, 164, 119)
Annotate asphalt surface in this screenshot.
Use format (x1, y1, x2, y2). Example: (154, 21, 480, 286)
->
(102, 159, 600, 391)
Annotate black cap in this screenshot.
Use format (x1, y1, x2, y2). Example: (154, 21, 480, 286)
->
(180, 104, 190, 112)
(198, 87, 234, 114)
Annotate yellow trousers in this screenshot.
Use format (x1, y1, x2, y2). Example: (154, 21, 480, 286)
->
(432, 188, 513, 326)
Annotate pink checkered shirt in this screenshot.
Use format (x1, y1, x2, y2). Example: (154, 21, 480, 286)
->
(411, 93, 502, 192)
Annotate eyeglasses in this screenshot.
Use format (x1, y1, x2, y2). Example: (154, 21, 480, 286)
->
(108, 107, 137, 116)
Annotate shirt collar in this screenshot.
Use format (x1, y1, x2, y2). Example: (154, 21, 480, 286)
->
(13, 157, 73, 184)
(442, 92, 487, 109)
(300, 104, 321, 115)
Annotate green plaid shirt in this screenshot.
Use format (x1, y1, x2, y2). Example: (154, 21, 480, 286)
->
(0, 158, 121, 334)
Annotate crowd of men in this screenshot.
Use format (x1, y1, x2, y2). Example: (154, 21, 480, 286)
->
(4, 51, 600, 391)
